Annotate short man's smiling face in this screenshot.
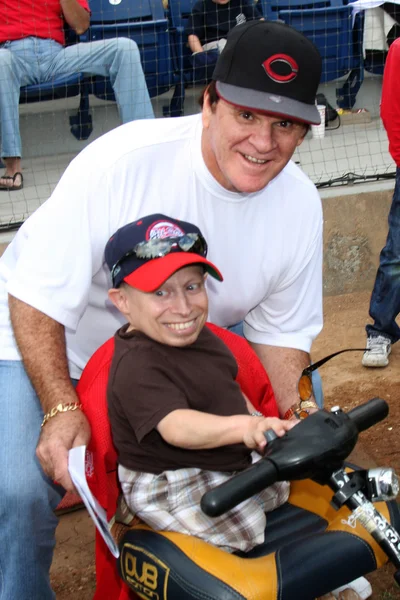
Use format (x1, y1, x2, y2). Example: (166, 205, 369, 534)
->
(110, 265, 208, 347)
(201, 95, 307, 194)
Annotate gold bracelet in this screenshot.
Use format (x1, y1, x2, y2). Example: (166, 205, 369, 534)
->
(283, 404, 308, 421)
(284, 400, 319, 421)
(41, 401, 83, 428)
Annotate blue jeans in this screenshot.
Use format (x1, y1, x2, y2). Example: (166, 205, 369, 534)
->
(227, 322, 324, 408)
(0, 36, 154, 158)
(367, 167, 400, 344)
(0, 361, 66, 599)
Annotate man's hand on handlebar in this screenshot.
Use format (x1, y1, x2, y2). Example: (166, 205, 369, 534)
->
(243, 416, 296, 452)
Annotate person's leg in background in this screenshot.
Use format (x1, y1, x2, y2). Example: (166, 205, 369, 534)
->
(190, 48, 219, 85)
(0, 361, 64, 600)
(43, 37, 154, 123)
(309, 370, 323, 408)
(363, 166, 400, 367)
(0, 38, 41, 190)
(227, 322, 324, 409)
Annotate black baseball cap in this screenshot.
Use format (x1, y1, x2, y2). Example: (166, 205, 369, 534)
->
(212, 20, 322, 125)
(105, 214, 223, 291)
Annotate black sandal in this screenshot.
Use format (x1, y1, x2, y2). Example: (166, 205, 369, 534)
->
(0, 172, 24, 191)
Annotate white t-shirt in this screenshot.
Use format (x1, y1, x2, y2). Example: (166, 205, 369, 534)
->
(0, 115, 323, 379)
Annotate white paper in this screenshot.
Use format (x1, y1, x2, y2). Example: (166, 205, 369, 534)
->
(349, 1, 398, 52)
(68, 445, 120, 558)
(350, 0, 399, 15)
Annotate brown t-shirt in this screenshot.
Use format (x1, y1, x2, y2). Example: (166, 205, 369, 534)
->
(107, 325, 252, 474)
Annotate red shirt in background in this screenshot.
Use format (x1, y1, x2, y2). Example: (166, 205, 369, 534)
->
(0, 0, 89, 45)
(381, 38, 400, 168)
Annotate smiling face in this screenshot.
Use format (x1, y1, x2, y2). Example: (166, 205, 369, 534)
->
(201, 94, 308, 193)
(108, 265, 209, 347)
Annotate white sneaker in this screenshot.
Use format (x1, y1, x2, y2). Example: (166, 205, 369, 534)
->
(362, 335, 391, 367)
(331, 576, 372, 599)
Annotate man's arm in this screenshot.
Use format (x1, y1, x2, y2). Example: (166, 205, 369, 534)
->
(185, 2, 204, 49)
(9, 295, 91, 491)
(60, 0, 90, 35)
(188, 34, 203, 53)
(249, 343, 316, 419)
(245, 205, 323, 419)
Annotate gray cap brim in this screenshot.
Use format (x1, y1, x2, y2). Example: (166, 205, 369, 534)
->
(216, 81, 321, 125)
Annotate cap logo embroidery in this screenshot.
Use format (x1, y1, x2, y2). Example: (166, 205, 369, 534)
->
(146, 220, 185, 240)
(263, 54, 299, 84)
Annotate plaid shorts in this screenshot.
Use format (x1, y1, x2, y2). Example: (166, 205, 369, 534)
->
(119, 461, 290, 553)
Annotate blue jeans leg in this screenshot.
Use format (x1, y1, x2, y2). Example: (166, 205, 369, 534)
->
(0, 36, 154, 159)
(0, 361, 64, 600)
(367, 167, 400, 343)
(226, 322, 324, 408)
(43, 38, 154, 123)
(0, 39, 42, 158)
(310, 370, 323, 409)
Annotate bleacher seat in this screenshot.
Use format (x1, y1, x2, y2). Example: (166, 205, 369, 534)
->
(165, 0, 206, 116)
(165, 0, 263, 115)
(167, 0, 208, 83)
(81, 0, 181, 115)
(259, 0, 365, 109)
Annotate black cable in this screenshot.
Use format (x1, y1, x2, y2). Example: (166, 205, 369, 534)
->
(326, 114, 341, 131)
(316, 171, 396, 189)
(0, 221, 25, 232)
(0, 173, 396, 233)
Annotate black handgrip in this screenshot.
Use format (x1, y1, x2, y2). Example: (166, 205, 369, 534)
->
(348, 397, 389, 433)
(201, 459, 278, 517)
(264, 429, 278, 443)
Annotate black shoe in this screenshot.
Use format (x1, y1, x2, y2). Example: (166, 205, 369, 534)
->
(316, 93, 339, 125)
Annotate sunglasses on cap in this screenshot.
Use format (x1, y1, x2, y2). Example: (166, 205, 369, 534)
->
(110, 233, 208, 287)
(297, 347, 367, 410)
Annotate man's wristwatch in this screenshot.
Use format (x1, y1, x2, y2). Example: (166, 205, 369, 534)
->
(251, 411, 263, 417)
(283, 400, 318, 421)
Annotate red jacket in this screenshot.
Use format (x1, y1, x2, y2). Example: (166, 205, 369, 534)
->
(0, 0, 89, 45)
(381, 38, 400, 167)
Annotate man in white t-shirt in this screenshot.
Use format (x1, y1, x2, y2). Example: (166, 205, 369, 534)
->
(0, 20, 323, 600)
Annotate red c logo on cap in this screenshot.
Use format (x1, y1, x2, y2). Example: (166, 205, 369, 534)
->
(263, 54, 299, 83)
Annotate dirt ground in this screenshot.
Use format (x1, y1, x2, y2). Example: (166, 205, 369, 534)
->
(50, 290, 400, 599)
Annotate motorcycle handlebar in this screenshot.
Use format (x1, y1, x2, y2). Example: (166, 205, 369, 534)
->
(347, 397, 389, 433)
(200, 458, 278, 517)
(201, 398, 389, 518)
